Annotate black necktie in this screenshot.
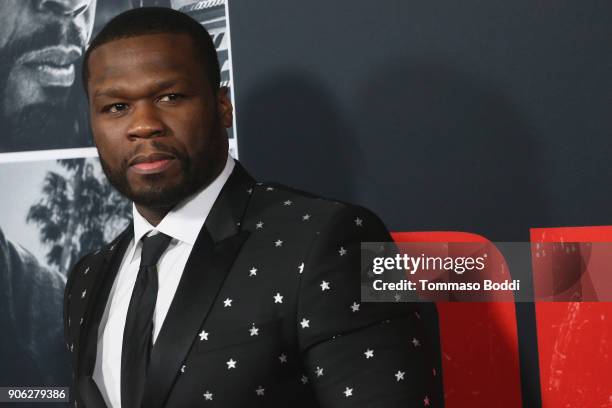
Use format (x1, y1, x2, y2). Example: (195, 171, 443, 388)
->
(121, 232, 172, 408)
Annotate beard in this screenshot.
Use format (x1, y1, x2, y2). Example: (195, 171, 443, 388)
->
(98, 119, 227, 210)
(2, 96, 80, 151)
(98, 140, 194, 209)
(0, 21, 88, 152)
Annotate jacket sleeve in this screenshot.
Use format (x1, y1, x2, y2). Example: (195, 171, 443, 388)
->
(63, 256, 81, 350)
(63, 253, 91, 404)
(297, 205, 444, 407)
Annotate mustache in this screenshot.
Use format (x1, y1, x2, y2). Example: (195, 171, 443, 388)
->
(1, 20, 87, 67)
(124, 140, 187, 168)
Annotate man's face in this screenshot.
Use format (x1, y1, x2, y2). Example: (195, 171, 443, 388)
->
(87, 33, 232, 209)
(0, 0, 96, 144)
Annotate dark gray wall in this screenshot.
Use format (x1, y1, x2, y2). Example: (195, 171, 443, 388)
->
(228, 2, 611, 405)
(230, 0, 611, 242)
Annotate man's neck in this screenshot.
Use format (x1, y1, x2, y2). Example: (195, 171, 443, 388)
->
(134, 204, 172, 227)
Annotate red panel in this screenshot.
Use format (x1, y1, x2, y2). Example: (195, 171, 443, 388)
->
(392, 232, 522, 408)
(531, 226, 612, 408)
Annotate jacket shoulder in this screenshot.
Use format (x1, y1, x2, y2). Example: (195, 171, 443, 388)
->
(64, 230, 127, 313)
(244, 181, 388, 234)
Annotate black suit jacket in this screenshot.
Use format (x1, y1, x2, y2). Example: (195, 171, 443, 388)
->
(64, 162, 444, 407)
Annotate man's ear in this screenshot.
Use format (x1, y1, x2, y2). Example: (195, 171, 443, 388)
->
(216, 87, 233, 129)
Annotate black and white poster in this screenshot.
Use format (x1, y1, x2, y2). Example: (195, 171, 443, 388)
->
(0, 0, 238, 388)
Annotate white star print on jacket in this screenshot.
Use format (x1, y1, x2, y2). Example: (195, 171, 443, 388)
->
(63, 160, 444, 407)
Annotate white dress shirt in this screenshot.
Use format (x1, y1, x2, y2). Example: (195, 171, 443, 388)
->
(93, 155, 235, 408)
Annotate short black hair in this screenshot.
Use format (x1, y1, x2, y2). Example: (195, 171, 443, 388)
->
(82, 7, 220, 95)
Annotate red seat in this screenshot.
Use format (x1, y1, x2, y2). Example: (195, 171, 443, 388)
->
(392, 232, 522, 408)
(531, 226, 612, 407)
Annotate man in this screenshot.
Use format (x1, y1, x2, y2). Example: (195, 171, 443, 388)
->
(0, 0, 96, 152)
(0, 227, 69, 386)
(64, 7, 444, 407)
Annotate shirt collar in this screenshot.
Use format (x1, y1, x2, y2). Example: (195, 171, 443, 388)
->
(132, 154, 235, 248)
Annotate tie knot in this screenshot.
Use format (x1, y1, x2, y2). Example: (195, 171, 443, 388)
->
(140, 232, 172, 267)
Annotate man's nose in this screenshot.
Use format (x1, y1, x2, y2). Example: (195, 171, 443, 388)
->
(36, 0, 90, 17)
(127, 104, 167, 140)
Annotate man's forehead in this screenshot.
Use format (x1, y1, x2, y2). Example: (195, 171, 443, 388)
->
(89, 53, 188, 83)
(88, 35, 201, 82)
(89, 33, 199, 70)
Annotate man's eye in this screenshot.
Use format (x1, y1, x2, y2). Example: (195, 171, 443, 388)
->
(158, 94, 182, 102)
(105, 103, 128, 113)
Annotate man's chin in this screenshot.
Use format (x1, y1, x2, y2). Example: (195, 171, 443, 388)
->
(124, 178, 200, 210)
(129, 188, 184, 210)
(3, 100, 76, 152)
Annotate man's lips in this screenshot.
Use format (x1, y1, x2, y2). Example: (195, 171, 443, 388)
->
(129, 152, 177, 175)
(17, 45, 82, 66)
(15, 45, 82, 87)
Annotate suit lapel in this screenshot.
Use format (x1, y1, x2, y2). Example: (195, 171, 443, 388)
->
(143, 161, 256, 408)
(77, 375, 111, 408)
(77, 224, 133, 405)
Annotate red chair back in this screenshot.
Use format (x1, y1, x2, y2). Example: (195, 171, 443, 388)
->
(392, 231, 522, 408)
(531, 226, 612, 407)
